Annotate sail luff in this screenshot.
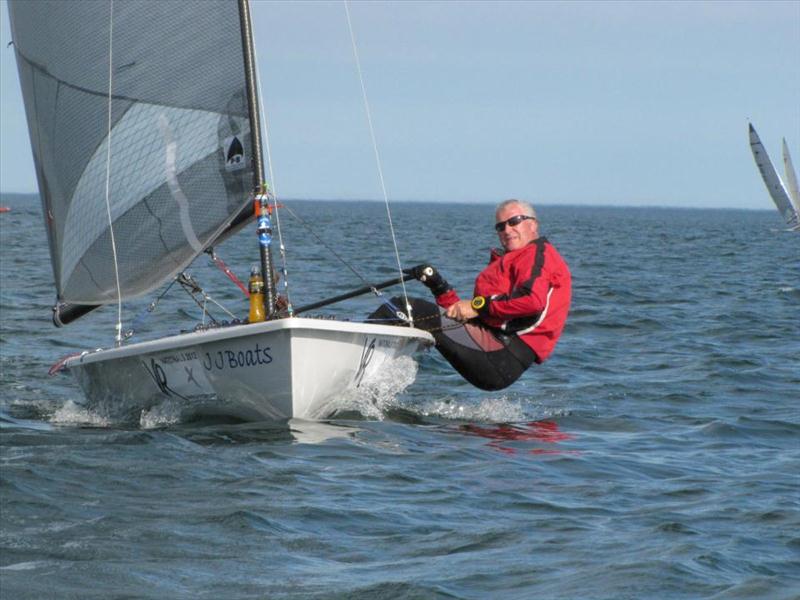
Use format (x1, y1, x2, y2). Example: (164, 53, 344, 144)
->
(748, 123, 800, 229)
(237, 0, 265, 192)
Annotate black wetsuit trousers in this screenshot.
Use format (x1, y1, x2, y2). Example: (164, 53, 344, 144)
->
(369, 297, 537, 391)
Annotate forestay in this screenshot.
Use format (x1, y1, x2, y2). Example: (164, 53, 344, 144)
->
(9, 0, 255, 304)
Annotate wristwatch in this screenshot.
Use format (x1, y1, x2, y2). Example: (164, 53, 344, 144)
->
(471, 295, 487, 311)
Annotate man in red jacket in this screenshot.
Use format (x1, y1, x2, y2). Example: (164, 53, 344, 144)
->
(399, 199, 571, 390)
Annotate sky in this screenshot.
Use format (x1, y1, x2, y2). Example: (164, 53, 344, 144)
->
(1, 0, 798, 209)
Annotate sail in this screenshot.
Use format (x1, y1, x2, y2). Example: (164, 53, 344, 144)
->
(781, 139, 800, 214)
(748, 124, 800, 230)
(8, 0, 256, 304)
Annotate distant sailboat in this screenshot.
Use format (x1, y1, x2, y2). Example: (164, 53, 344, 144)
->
(748, 123, 800, 231)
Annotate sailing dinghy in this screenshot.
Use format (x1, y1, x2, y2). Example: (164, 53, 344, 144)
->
(8, 0, 434, 421)
(748, 123, 800, 231)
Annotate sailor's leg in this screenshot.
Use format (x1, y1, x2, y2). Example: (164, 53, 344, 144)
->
(369, 297, 536, 391)
(435, 321, 536, 391)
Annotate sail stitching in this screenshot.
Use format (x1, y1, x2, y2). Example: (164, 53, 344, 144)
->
(12, 49, 249, 119)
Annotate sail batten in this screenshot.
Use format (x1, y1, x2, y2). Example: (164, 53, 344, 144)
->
(9, 0, 257, 305)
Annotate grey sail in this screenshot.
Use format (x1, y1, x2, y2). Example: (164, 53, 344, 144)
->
(8, 0, 256, 305)
(748, 123, 800, 230)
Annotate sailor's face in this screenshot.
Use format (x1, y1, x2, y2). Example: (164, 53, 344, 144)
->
(495, 203, 538, 252)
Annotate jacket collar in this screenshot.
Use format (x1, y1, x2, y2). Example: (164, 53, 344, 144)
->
(489, 237, 547, 262)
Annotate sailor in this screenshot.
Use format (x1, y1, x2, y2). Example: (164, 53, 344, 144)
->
(376, 199, 571, 391)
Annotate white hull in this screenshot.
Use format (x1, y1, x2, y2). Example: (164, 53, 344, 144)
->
(64, 318, 434, 422)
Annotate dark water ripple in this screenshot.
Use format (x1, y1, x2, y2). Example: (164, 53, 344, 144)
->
(2, 196, 800, 598)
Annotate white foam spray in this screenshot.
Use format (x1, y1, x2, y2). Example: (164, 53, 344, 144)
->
(51, 400, 113, 427)
(324, 355, 419, 420)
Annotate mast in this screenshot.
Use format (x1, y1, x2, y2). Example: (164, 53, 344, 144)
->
(238, 0, 277, 318)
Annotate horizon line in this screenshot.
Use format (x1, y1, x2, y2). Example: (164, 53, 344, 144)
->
(0, 191, 772, 212)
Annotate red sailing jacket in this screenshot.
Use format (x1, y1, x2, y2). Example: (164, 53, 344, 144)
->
(435, 237, 571, 363)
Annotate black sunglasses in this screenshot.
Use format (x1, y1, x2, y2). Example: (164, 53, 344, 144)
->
(494, 214, 535, 232)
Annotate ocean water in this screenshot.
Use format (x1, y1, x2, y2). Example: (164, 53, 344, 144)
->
(1, 196, 798, 599)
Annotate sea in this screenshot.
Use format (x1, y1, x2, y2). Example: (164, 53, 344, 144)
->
(1, 195, 798, 599)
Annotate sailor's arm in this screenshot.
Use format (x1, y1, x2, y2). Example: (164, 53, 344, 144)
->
(475, 286, 548, 321)
(411, 264, 460, 307)
(472, 255, 557, 321)
(444, 299, 476, 321)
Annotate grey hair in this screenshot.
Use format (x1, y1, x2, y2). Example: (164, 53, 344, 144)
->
(495, 198, 537, 220)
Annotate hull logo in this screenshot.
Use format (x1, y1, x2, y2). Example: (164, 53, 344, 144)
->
(354, 338, 376, 388)
(143, 358, 190, 401)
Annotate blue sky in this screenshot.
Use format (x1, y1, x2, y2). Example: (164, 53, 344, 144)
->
(1, 0, 798, 209)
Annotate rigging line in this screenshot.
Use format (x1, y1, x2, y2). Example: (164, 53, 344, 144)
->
(242, 3, 401, 307)
(279, 203, 370, 284)
(203, 294, 238, 320)
(104, 0, 124, 346)
(178, 276, 237, 322)
(248, 17, 292, 313)
(124, 277, 180, 339)
(343, 0, 413, 324)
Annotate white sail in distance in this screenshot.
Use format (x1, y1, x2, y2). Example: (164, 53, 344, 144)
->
(781, 138, 800, 214)
(748, 123, 800, 231)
